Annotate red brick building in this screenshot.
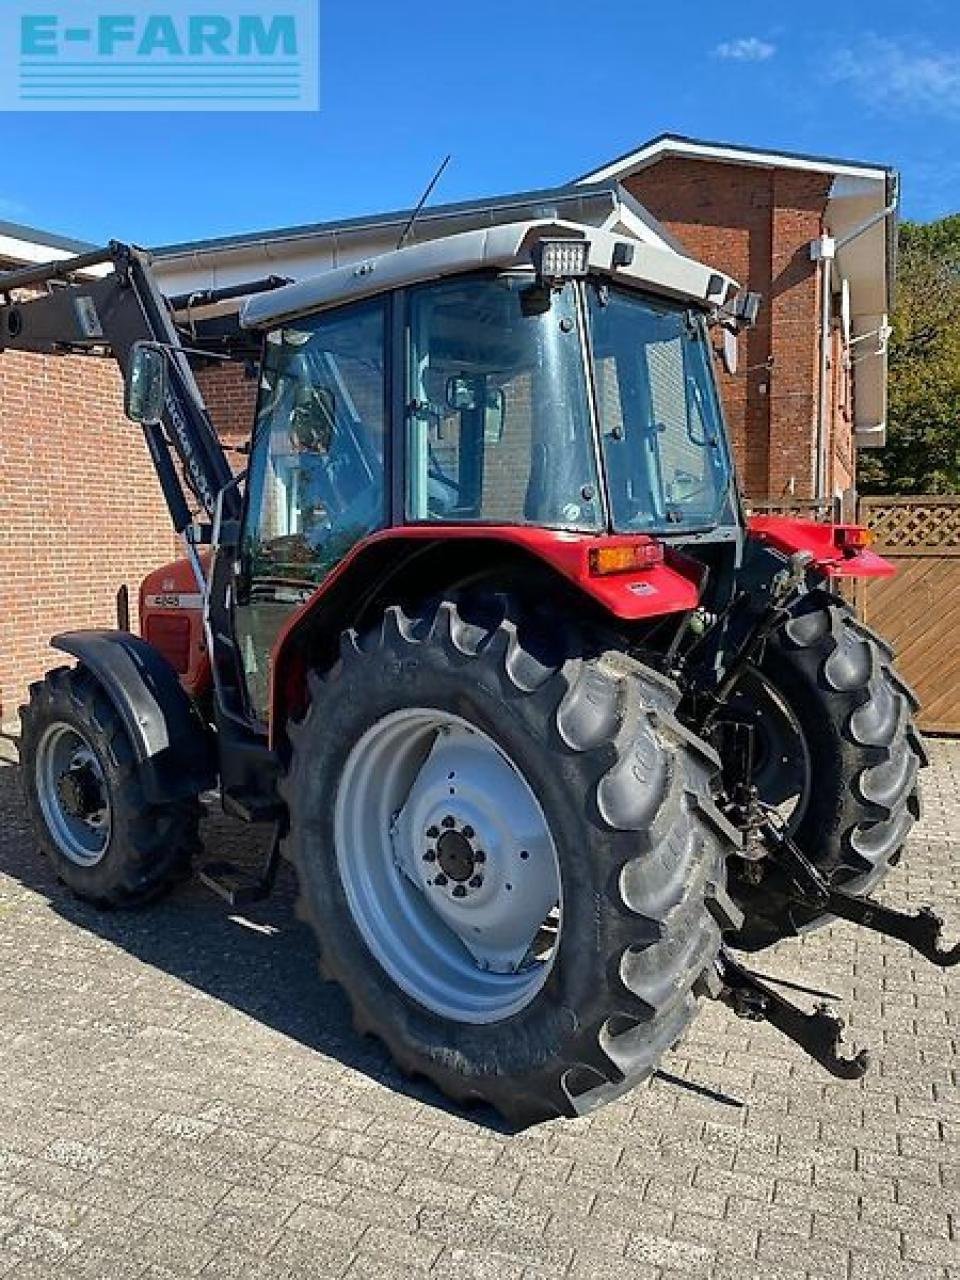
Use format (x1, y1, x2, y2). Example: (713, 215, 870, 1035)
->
(0, 137, 897, 721)
(577, 136, 897, 506)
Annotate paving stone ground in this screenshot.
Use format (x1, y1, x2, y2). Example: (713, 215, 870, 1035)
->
(0, 733, 957, 1280)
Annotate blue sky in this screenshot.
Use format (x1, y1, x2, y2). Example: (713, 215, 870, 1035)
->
(1, 0, 957, 246)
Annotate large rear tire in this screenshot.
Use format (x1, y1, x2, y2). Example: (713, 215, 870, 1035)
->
(19, 665, 201, 907)
(726, 590, 926, 950)
(282, 598, 741, 1127)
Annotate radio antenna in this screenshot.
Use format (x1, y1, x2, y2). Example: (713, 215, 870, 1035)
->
(396, 154, 452, 251)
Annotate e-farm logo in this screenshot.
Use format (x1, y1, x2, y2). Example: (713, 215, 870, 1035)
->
(0, 1, 318, 111)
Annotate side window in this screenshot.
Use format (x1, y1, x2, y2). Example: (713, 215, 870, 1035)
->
(405, 275, 601, 531)
(237, 299, 387, 720)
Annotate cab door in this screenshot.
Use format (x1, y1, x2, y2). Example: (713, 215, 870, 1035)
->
(235, 298, 388, 722)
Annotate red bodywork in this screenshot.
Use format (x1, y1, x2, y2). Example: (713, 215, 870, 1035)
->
(747, 516, 895, 579)
(266, 527, 702, 743)
(138, 519, 895, 737)
(139, 527, 699, 727)
(139, 555, 211, 699)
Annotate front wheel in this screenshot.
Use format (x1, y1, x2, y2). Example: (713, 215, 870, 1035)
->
(19, 666, 201, 906)
(282, 597, 741, 1127)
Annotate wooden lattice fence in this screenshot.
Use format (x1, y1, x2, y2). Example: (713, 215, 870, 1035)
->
(857, 496, 960, 734)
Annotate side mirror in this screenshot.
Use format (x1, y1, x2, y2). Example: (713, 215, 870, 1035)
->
(721, 326, 738, 376)
(125, 342, 166, 425)
(484, 388, 506, 444)
(445, 375, 506, 442)
(445, 374, 478, 412)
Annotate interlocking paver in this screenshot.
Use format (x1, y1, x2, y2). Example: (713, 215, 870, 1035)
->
(0, 735, 958, 1278)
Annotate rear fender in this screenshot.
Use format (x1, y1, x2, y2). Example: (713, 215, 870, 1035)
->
(267, 526, 702, 746)
(51, 630, 216, 803)
(747, 516, 895, 579)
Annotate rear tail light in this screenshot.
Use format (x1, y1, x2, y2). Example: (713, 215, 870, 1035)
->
(835, 526, 874, 552)
(588, 541, 664, 576)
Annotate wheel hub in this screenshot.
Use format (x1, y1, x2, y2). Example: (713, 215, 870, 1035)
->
(55, 762, 105, 821)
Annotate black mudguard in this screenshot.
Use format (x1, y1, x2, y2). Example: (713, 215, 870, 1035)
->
(51, 629, 216, 804)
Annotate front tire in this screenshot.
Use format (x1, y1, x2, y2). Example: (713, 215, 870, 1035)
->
(727, 590, 927, 950)
(19, 665, 201, 906)
(282, 598, 741, 1126)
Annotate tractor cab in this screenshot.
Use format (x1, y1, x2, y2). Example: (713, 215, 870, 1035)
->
(223, 220, 750, 719)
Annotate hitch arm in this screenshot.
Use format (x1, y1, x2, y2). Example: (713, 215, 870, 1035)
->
(824, 894, 960, 968)
(764, 819, 960, 969)
(717, 949, 870, 1080)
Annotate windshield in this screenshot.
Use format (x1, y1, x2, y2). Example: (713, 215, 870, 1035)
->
(406, 274, 603, 531)
(587, 285, 732, 533)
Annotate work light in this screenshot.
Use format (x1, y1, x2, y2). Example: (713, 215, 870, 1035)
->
(534, 238, 589, 283)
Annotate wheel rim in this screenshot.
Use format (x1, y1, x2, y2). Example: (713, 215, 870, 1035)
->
(726, 667, 811, 833)
(35, 723, 112, 866)
(334, 708, 562, 1024)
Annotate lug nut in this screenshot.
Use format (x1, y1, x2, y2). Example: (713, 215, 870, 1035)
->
(474, 850, 486, 864)
(442, 815, 455, 829)
(452, 885, 467, 898)
(469, 875, 483, 889)
(462, 825, 474, 839)
(434, 873, 448, 886)
(426, 825, 439, 838)
(423, 850, 436, 862)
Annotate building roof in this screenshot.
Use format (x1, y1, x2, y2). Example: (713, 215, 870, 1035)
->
(153, 180, 681, 261)
(574, 132, 896, 185)
(0, 218, 95, 261)
(149, 180, 691, 305)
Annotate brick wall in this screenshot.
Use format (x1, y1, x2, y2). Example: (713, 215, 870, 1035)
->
(196, 362, 259, 448)
(0, 352, 263, 725)
(624, 159, 835, 501)
(0, 348, 180, 724)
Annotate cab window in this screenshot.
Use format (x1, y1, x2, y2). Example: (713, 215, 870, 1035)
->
(237, 299, 387, 719)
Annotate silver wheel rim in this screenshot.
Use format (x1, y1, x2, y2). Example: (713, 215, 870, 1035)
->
(334, 708, 562, 1024)
(35, 723, 112, 866)
(727, 667, 811, 833)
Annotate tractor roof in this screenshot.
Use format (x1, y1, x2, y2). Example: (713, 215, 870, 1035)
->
(240, 218, 737, 331)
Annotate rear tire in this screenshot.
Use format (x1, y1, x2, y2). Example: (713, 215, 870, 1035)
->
(727, 590, 926, 950)
(282, 597, 741, 1126)
(19, 665, 201, 907)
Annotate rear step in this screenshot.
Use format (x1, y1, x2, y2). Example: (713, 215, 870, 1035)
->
(221, 788, 285, 824)
(197, 825, 281, 908)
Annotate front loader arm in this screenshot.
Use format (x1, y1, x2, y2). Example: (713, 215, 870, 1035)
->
(0, 241, 238, 533)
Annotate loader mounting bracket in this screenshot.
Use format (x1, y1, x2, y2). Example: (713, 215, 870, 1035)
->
(717, 948, 870, 1080)
(764, 817, 960, 969)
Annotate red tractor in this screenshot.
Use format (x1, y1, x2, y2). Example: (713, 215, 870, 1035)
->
(1, 212, 953, 1126)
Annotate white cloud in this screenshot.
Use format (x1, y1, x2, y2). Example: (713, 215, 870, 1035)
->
(713, 37, 776, 63)
(828, 35, 960, 118)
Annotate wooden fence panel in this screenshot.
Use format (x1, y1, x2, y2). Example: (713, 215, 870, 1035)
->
(858, 496, 960, 734)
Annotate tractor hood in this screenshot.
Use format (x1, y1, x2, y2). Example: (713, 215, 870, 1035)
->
(240, 219, 739, 331)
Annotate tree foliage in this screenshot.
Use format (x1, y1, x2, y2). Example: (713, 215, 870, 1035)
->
(859, 213, 960, 494)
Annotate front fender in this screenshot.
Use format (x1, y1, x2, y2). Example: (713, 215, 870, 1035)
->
(52, 630, 216, 803)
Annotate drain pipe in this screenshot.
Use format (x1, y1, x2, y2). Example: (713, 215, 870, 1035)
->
(811, 234, 835, 504)
(810, 198, 898, 505)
